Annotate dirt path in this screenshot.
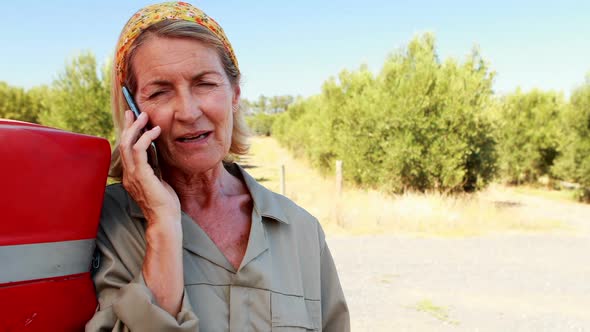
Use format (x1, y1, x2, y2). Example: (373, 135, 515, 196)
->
(328, 194, 590, 331)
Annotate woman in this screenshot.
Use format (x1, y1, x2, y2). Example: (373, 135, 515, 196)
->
(86, 2, 349, 331)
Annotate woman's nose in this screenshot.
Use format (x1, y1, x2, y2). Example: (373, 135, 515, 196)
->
(174, 90, 202, 122)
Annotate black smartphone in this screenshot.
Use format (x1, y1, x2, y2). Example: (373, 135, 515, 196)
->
(122, 86, 162, 180)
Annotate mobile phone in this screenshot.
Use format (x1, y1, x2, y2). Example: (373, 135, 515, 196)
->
(122, 86, 162, 180)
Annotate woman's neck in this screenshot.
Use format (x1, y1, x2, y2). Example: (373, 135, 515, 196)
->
(163, 162, 243, 211)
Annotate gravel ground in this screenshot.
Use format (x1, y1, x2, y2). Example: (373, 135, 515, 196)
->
(328, 194, 590, 331)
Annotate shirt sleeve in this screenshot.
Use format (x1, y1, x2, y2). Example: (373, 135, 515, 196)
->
(319, 236, 351, 332)
(85, 187, 199, 331)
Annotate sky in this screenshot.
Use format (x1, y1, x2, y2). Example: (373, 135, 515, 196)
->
(1, 0, 588, 100)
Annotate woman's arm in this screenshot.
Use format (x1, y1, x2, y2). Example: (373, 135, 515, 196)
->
(118, 110, 185, 316)
(85, 188, 198, 331)
(320, 236, 351, 331)
(142, 216, 184, 316)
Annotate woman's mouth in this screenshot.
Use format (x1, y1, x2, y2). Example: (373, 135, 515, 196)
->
(176, 131, 212, 143)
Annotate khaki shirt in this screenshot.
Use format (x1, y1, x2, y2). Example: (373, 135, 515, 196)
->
(86, 163, 350, 331)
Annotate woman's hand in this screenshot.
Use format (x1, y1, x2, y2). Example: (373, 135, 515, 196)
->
(119, 110, 184, 316)
(119, 110, 180, 225)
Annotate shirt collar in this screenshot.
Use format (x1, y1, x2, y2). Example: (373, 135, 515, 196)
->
(230, 163, 290, 225)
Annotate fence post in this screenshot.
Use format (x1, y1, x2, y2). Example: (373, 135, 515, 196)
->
(336, 160, 343, 196)
(280, 164, 286, 196)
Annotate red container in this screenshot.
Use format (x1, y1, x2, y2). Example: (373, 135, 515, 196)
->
(0, 119, 111, 331)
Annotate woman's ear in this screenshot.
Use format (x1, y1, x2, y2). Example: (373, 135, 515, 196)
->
(231, 85, 241, 111)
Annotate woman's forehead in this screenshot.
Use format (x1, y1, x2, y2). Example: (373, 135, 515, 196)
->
(132, 37, 225, 81)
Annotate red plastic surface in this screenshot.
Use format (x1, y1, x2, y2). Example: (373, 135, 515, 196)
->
(0, 273, 97, 331)
(0, 119, 111, 245)
(0, 119, 111, 331)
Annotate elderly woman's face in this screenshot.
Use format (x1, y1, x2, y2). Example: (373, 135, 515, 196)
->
(131, 36, 239, 174)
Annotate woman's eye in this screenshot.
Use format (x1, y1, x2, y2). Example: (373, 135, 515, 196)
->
(148, 91, 165, 99)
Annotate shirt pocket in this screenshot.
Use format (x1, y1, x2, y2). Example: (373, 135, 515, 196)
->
(271, 292, 319, 331)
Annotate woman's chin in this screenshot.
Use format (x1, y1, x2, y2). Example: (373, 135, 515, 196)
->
(164, 154, 224, 176)
(159, 138, 231, 177)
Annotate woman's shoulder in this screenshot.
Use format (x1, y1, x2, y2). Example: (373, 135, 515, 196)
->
(233, 162, 324, 236)
(246, 177, 327, 247)
(271, 192, 319, 226)
(99, 183, 146, 239)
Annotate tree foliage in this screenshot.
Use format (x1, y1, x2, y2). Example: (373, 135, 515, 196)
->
(246, 112, 277, 136)
(494, 89, 565, 184)
(39, 52, 114, 143)
(0, 82, 48, 123)
(244, 94, 295, 136)
(273, 33, 497, 193)
(552, 75, 590, 200)
(247, 94, 295, 114)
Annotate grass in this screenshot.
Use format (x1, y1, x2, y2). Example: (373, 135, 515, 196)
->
(243, 136, 566, 237)
(412, 299, 459, 325)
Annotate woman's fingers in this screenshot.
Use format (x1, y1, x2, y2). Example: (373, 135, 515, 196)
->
(124, 109, 134, 127)
(131, 125, 161, 167)
(123, 111, 149, 144)
(119, 111, 152, 172)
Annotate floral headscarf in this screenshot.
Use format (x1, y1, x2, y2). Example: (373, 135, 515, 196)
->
(115, 1, 239, 84)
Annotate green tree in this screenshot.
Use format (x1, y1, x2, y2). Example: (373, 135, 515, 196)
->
(553, 74, 590, 201)
(26, 85, 51, 123)
(274, 33, 497, 193)
(495, 89, 564, 184)
(247, 94, 295, 114)
(268, 95, 294, 114)
(39, 52, 114, 143)
(252, 95, 268, 114)
(0, 82, 46, 123)
(246, 112, 276, 136)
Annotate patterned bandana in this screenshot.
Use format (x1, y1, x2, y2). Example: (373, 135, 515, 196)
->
(115, 1, 239, 84)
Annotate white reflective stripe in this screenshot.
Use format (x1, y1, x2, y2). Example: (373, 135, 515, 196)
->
(0, 239, 95, 283)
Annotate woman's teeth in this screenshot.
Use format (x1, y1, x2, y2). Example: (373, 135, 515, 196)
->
(179, 132, 209, 142)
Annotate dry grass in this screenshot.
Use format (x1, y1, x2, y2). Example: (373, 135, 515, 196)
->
(242, 136, 566, 237)
(513, 185, 578, 203)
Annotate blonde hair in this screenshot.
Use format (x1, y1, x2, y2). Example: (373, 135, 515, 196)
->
(109, 20, 250, 180)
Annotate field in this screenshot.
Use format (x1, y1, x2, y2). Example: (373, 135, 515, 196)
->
(243, 136, 590, 331)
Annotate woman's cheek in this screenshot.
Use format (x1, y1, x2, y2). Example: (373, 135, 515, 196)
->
(147, 103, 171, 127)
